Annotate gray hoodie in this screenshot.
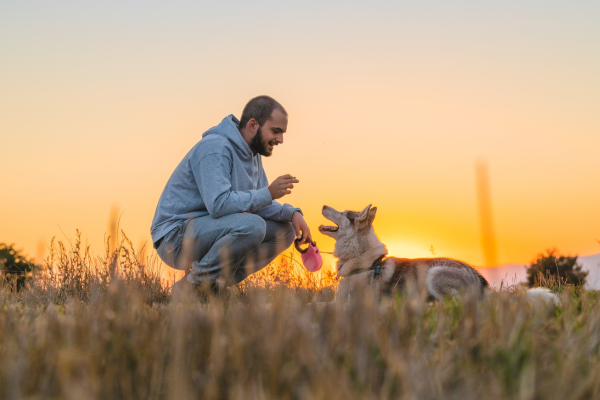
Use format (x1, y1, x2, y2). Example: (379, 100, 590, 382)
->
(150, 115, 296, 244)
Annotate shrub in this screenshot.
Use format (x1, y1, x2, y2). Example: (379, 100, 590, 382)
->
(0, 243, 35, 291)
(526, 248, 587, 288)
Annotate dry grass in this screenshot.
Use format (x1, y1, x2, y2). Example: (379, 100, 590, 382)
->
(239, 248, 340, 296)
(1, 233, 600, 399)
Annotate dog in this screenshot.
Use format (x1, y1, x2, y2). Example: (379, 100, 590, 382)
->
(319, 204, 558, 304)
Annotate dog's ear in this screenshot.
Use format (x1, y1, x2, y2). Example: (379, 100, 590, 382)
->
(357, 204, 372, 222)
(368, 207, 377, 225)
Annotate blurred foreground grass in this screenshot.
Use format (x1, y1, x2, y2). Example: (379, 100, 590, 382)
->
(1, 232, 600, 399)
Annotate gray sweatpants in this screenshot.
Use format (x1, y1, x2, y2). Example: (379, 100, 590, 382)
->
(155, 213, 296, 286)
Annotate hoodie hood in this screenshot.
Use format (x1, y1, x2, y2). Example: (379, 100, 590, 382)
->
(202, 114, 254, 162)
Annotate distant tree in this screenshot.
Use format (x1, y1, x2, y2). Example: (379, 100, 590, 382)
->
(526, 248, 587, 287)
(0, 243, 35, 291)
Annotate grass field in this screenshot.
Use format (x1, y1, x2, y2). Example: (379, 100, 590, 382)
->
(1, 233, 600, 400)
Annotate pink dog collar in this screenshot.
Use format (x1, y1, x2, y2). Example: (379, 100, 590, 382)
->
(294, 239, 323, 272)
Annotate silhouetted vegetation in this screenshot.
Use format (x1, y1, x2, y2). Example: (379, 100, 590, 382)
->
(526, 248, 587, 288)
(0, 243, 35, 290)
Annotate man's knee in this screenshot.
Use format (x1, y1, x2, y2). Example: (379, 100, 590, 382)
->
(267, 221, 295, 250)
(236, 213, 267, 244)
(280, 222, 296, 248)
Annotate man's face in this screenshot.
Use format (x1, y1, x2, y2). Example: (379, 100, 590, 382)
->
(249, 109, 288, 157)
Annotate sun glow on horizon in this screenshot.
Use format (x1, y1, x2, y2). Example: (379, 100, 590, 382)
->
(384, 241, 435, 258)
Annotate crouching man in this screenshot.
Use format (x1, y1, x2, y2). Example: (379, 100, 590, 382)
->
(151, 96, 311, 293)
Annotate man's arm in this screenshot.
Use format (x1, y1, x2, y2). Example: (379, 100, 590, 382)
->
(253, 200, 295, 221)
(254, 169, 312, 244)
(192, 153, 273, 218)
(253, 168, 295, 221)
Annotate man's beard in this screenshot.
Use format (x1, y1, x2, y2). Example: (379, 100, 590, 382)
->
(249, 127, 276, 157)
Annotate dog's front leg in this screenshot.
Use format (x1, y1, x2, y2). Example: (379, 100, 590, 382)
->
(335, 278, 350, 302)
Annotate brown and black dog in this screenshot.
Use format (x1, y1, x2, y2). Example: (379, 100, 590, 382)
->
(319, 204, 557, 304)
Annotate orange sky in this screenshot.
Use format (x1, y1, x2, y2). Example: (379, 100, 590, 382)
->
(1, 1, 599, 269)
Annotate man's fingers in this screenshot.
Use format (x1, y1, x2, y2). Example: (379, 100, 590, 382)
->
(279, 175, 299, 181)
(284, 183, 294, 189)
(298, 231, 307, 244)
(302, 228, 309, 243)
(294, 223, 306, 244)
(284, 190, 291, 195)
(298, 224, 311, 245)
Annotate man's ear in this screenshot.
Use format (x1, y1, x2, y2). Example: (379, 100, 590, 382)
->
(248, 118, 259, 134)
(357, 204, 372, 222)
(368, 207, 377, 225)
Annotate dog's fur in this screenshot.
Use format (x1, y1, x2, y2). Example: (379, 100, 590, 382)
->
(319, 204, 558, 305)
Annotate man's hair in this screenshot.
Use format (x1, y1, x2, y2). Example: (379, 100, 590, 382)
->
(239, 96, 287, 129)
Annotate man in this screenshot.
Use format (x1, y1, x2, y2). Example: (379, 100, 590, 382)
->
(151, 96, 311, 292)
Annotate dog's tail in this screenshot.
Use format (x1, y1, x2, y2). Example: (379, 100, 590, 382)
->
(483, 286, 560, 305)
(525, 287, 560, 306)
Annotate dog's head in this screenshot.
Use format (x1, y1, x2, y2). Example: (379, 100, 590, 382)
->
(319, 204, 377, 238)
(319, 204, 378, 262)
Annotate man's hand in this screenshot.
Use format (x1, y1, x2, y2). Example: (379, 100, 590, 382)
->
(292, 211, 311, 245)
(268, 174, 299, 200)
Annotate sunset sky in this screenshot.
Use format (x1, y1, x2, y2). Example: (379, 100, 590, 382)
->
(1, 1, 599, 271)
